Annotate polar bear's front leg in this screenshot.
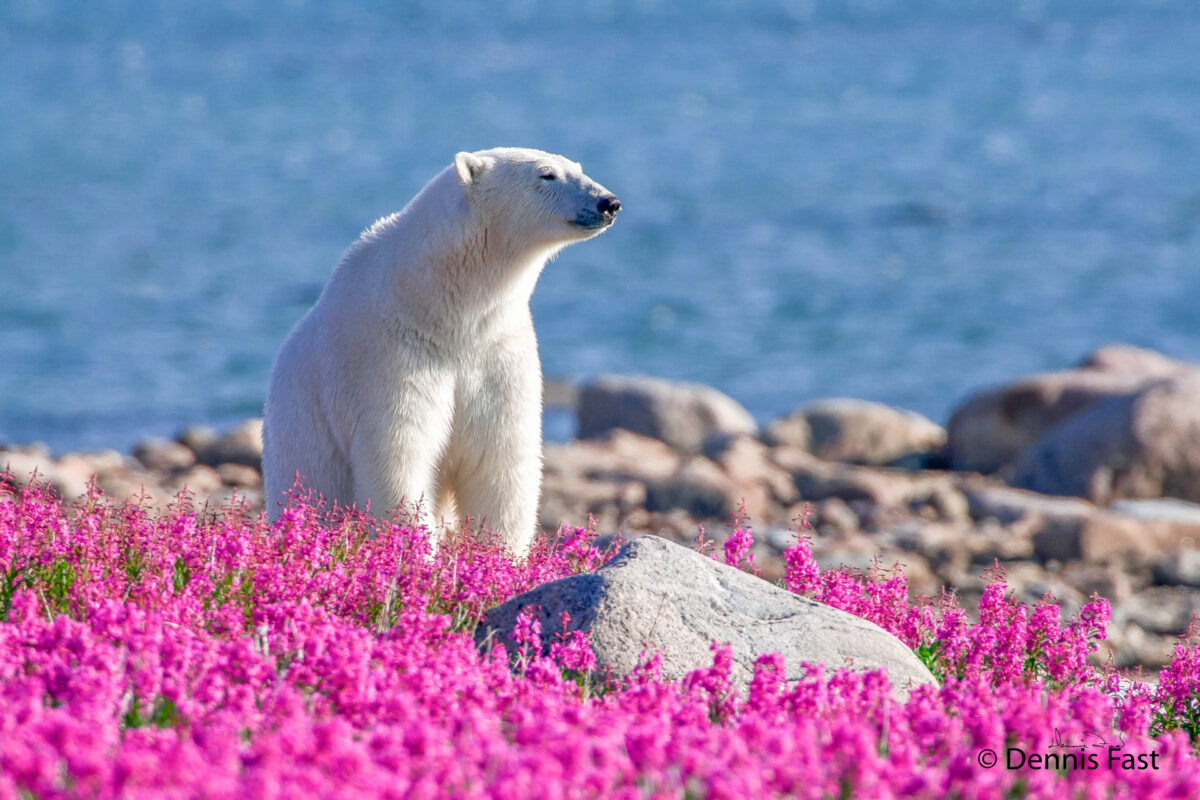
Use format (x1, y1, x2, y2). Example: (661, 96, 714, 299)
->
(349, 368, 455, 542)
(453, 341, 543, 559)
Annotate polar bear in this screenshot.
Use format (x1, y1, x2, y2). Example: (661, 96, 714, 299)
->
(262, 147, 620, 557)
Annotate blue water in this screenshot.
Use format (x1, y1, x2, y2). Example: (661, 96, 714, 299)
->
(3, 0, 1200, 454)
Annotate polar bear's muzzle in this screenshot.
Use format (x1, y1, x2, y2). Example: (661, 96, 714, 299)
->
(573, 194, 622, 230)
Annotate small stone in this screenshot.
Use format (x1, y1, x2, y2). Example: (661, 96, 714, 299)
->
(73, 449, 128, 474)
(812, 497, 859, 537)
(576, 375, 756, 454)
(1002, 562, 1086, 618)
(924, 485, 971, 523)
(1114, 587, 1200, 636)
(202, 487, 265, 514)
(966, 484, 1096, 526)
(763, 526, 800, 553)
(764, 399, 945, 466)
(1153, 548, 1200, 589)
(216, 462, 263, 489)
(1059, 562, 1134, 605)
(705, 433, 799, 508)
(1076, 511, 1200, 566)
(177, 425, 218, 456)
(968, 524, 1035, 565)
(167, 464, 224, 497)
(1, 452, 91, 500)
(891, 520, 971, 572)
(645, 457, 737, 520)
(133, 437, 197, 473)
(1107, 624, 1179, 670)
(195, 419, 264, 470)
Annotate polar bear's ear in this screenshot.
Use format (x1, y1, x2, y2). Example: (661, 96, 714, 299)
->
(454, 151, 490, 186)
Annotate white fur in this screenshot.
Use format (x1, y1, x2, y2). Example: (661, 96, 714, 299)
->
(262, 148, 618, 557)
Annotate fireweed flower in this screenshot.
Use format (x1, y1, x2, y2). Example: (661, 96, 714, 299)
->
(2, 479, 1199, 798)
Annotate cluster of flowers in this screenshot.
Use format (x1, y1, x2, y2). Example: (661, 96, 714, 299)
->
(3, 480, 1200, 798)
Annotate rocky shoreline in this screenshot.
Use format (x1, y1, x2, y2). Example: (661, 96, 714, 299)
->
(5, 343, 1200, 674)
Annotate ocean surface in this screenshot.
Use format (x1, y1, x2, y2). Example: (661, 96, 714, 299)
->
(3, 0, 1200, 454)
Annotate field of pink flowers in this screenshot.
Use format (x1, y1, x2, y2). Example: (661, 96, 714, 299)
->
(3, 480, 1200, 798)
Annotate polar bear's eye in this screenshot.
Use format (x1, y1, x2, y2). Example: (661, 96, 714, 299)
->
(539, 171, 557, 181)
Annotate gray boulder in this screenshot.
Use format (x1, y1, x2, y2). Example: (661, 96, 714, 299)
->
(1010, 374, 1200, 504)
(576, 375, 756, 454)
(475, 536, 937, 701)
(764, 398, 945, 467)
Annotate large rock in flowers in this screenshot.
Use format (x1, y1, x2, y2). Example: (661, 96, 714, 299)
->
(475, 536, 937, 701)
(576, 374, 757, 454)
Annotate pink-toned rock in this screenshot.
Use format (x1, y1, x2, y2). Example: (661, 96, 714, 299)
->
(1033, 503, 1200, 566)
(1078, 343, 1192, 376)
(1106, 624, 1178, 670)
(177, 425, 218, 456)
(54, 454, 104, 491)
(966, 522, 1036, 565)
(68, 449, 127, 476)
(133, 437, 197, 473)
(1011, 373, 1200, 504)
(1114, 587, 1200, 636)
(1154, 548, 1200, 589)
(705, 434, 799, 507)
(892, 520, 972, 572)
(539, 472, 646, 531)
(167, 464, 224, 497)
(202, 487, 265, 515)
(217, 462, 263, 489)
(0, 451, 90, 500)
(645, 457, 742, 520)
(576, 375, 756, 454)
(894, 552, 942, 598)
(946, 345, 1195, 475)
(546, 430, 682, 483)
(811, 497, 860, 537)
(771, 446, 955, 511)
(541, 432, 687, 530)
(195, 419, 264, 470)
(1002, 561, 1086, 617)
(1059, 562, 1134, 605)
(810, 536, 889, 574)
(764, 398, 945, 467)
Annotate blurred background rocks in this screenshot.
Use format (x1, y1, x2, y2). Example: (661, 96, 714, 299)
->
(5, 343, 1200, 674)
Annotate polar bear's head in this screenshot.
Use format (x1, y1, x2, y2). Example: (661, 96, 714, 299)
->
(453, 148, 620, 250)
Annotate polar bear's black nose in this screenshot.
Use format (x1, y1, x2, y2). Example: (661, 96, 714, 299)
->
(598, 195, 621, 215)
